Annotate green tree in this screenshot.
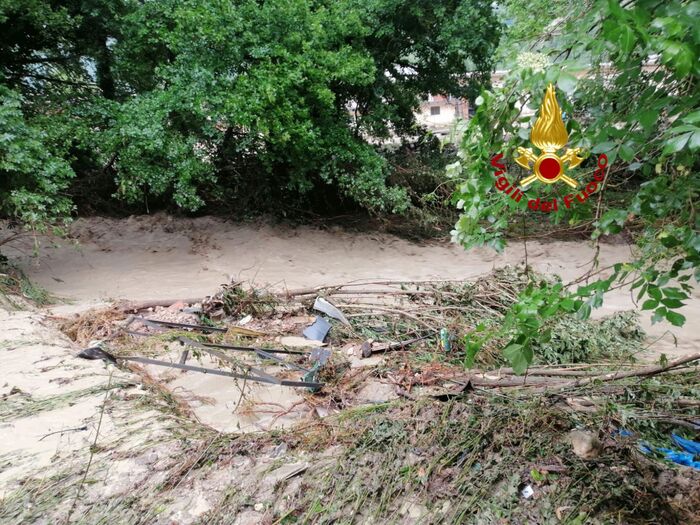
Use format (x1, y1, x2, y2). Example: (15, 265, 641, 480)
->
(109, 0, 500, 213)
(0, 0, 128, 230)
(0, 86, 74, 229)
(0, 0, 500, 229)
(452, 0, 699, 372)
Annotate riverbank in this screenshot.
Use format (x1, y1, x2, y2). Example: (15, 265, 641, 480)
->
(7, 214, 698, 359)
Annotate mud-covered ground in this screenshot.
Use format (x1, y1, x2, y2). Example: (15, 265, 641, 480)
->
(1, 216, 699, 524)
(9, 214, 700, 358)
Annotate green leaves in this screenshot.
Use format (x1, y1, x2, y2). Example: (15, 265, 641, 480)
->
(556, 72, 577, 94)
(463, 323, 493, 369)
(619, 143, 635, 162)
(663, 118, 700, 155)
(120, 0, 499, 213)
(0, 87, 75, 229)
(452, 0, 699, 352)
(595, 208, 628, 236)
(660, 40, 695, 77)
(662, 132, 693, 155)
(490, 279, 585, 374)
(503, 343, 533, 374)
(576, 302, 592, 321)
(2, 0, 501, 225)
(591, 141, 616, 154)
(649, 7, 699, 77)
(665, 311, 686, 327)
(618, 25, 636, 55)
(636, 109, 658, 132)
(641, 299, 658, 310)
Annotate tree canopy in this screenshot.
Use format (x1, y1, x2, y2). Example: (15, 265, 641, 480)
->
(0, 0, 500, 228)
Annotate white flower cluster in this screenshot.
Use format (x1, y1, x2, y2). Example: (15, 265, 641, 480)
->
(516, 52, 551, 73)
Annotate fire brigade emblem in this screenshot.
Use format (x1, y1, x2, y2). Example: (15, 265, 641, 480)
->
(515, 83, 584, 189)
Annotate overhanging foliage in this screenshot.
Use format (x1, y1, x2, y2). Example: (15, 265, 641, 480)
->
(452, 0, 699, 371)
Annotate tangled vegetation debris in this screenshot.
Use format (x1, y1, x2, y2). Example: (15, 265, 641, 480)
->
(54, 267, 662, 399)
(3, 373, 697, 524)
(203, 281, 280, 319)
(0, 261, 54, 309)
(59, 308, 129, 346)
(5, 266, 694, 524)
(274, 384, 700, 524)
(56, 267, 653, 391)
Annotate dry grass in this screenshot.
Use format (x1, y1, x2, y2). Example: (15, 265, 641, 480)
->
(59, 308, 128, 345)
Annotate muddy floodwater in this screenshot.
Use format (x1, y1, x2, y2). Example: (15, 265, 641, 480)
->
(11, 215, 700, 358)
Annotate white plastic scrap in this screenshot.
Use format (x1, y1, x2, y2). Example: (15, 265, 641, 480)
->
(313, 297, 350, 326)
(521, 484, 534, 499)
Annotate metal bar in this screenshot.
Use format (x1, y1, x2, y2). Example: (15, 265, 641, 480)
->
(126, 332, 309, 372)
(123, 356, 278, 384)
(371, 334, 432, 354)
(122, 356, 323, 389)
(280, 379, 325, 388)
(193, 340, 305, 356)
(255, 348, 310, 373)
(135, 317, 227, 333)
(179, 337, 311, 373)
(127, 328, 305, 357)
(197, 345, 283, 384)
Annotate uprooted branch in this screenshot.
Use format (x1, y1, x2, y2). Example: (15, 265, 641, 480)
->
(457, 352, 700, 390)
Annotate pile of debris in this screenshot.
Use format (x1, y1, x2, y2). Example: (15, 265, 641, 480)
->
(32, 267, 698, 523)
(58, 266, 700, 400)
(57, 266, 699, 455)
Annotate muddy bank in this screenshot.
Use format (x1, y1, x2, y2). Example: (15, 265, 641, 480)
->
(2, 216, 699, 524)
(1, 307, 697, 524)
(12, 215, 623, 300)
(0, 306, 330, 524)
(9, 215, 700, 358)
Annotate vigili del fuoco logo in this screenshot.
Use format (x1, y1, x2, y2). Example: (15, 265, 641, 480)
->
(490, 82, 608, 213)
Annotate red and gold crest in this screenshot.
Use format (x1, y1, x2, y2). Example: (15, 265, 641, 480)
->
(515, 84, 584, 188)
